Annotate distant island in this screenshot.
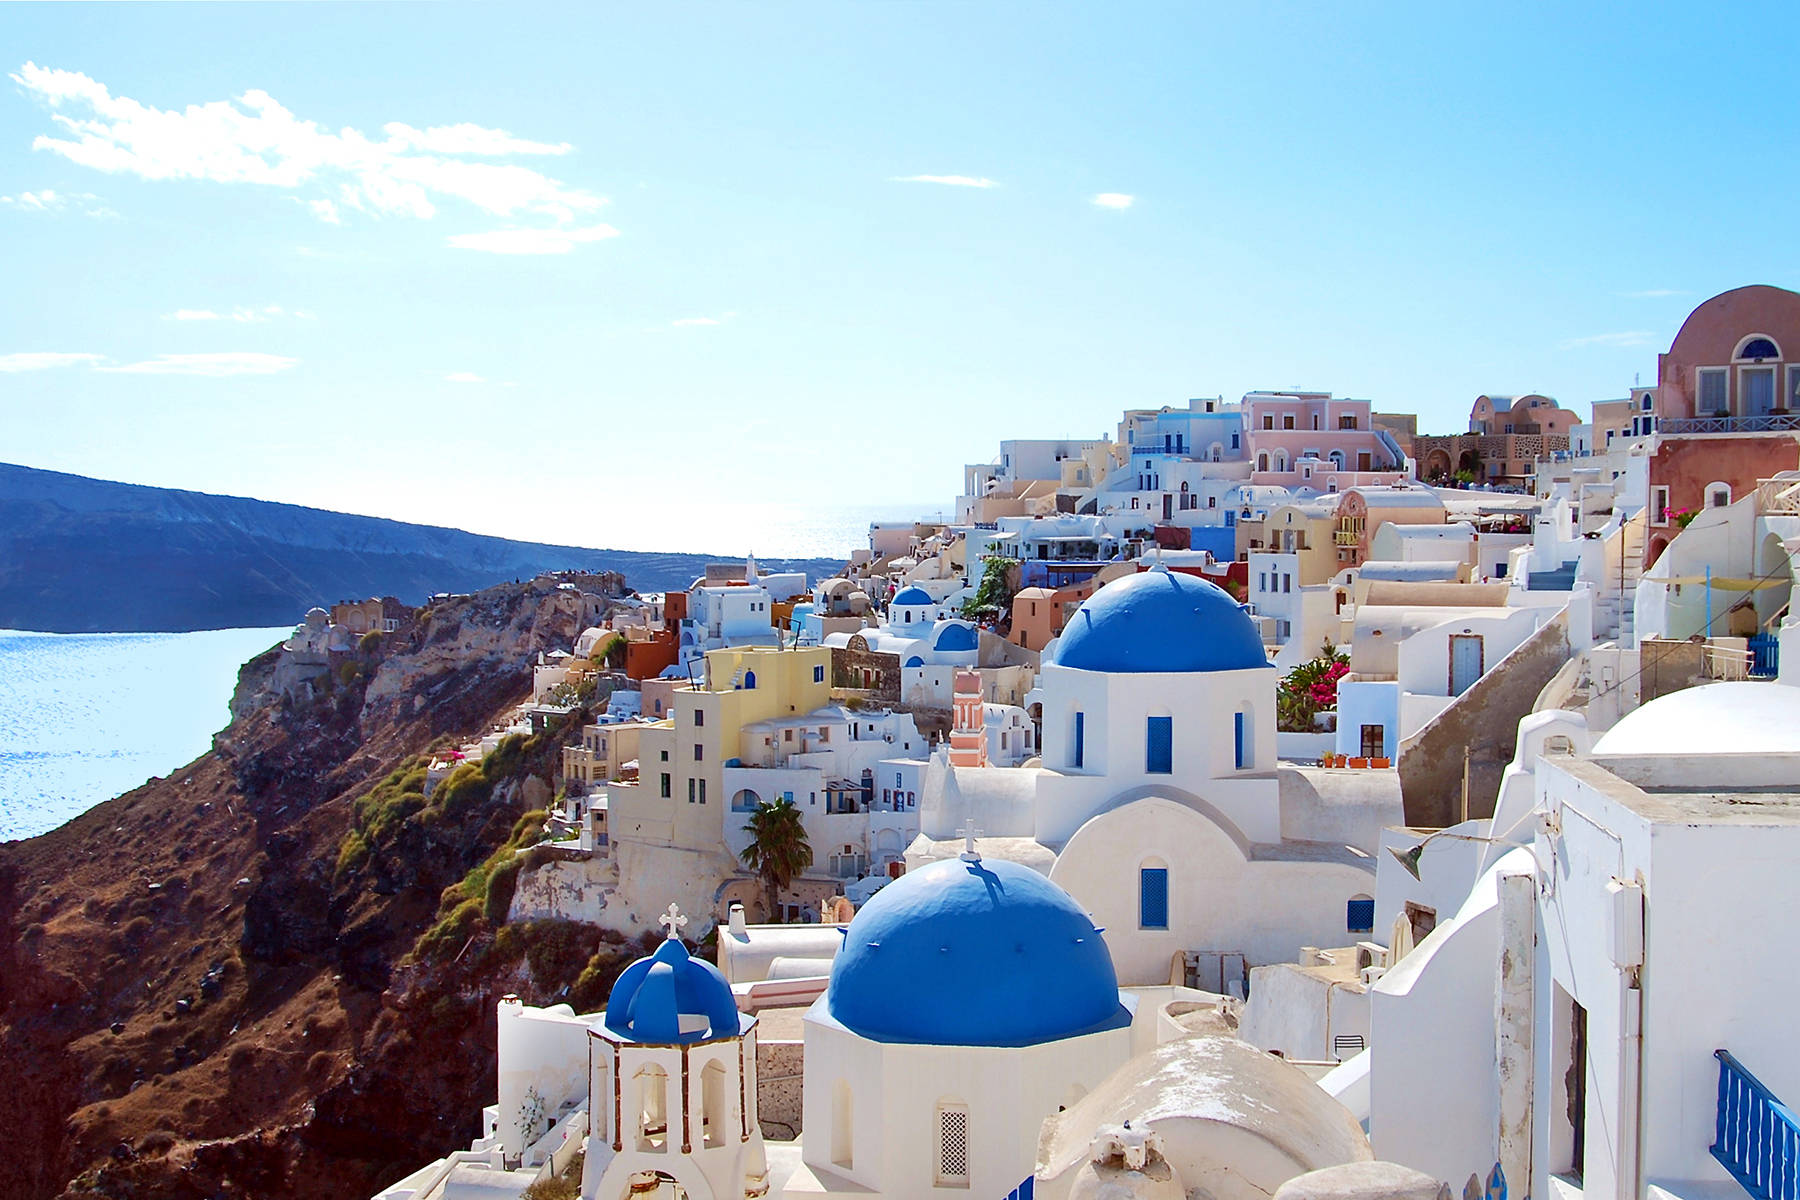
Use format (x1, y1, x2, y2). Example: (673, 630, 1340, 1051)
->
(0, 463, 846, 633)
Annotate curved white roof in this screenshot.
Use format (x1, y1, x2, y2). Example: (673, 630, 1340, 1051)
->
(1593, 682, 1800, 757)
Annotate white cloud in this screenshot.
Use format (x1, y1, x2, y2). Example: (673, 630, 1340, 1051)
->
(444, 371, 486, 383)
(383, 122, 571, 157)
(163, 305, 291, 323)
(96, 352, 298, 376)
(0, 187, 115, 217)
(446, 224, 620, 254)
(1559, 331, 1658, 350)
(671, 317, 720, 327)
(0, 351, 103, 372)
(10, 62, 605, 237)
(891, 174, 999, 188)
(1092, 192, 1134, 209)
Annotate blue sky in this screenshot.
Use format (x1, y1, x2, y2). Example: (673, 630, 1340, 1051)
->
(2, 3, 1795, 556)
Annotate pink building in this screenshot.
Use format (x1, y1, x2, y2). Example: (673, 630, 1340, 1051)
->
(1244, 391, 1410, 487)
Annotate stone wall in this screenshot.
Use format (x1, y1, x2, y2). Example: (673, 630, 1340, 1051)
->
(1397, 609, 1573, 827)
(757, 1040, 805, 1139)
(831, 646, 901, 703)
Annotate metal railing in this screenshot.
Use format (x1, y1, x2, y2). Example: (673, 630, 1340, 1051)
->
(1663, 413, 1800, 435)
(1713, 1048, 1800, 1199)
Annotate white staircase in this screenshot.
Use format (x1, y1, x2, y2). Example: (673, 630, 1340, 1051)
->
(1594, 511, 1646, 645)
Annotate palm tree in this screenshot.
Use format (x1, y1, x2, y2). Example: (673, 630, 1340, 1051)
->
(739, 798, 813, 922)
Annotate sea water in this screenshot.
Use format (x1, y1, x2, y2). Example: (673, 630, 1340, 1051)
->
(0, 627, 290, 841)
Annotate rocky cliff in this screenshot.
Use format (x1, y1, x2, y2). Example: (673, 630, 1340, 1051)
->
(0, 463, 843, 633)
(0, 573, 657, 1200)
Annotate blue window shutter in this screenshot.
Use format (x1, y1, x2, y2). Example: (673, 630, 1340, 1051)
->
(1234, 712, 1247, 769)
(1146, 716, 1172, 774)
(1140, 868, 1169, 929)
(1347, 898, 1375, 933)
(1073, 712, 1085, 768)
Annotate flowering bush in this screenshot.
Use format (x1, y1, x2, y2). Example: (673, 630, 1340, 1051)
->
(1277, 644, 1350, 732)
(1670, 506, 1698, 529)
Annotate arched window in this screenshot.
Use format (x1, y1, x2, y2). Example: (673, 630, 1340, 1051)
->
(634, 1064, 669, 1151)
(935, 1100, 970, 1187)
(1145, 715, 1173, 774)
(1707, 481, 1732, 508)
(1329, 448, 1346, 471)
(743, 670, 756, 690)
(1257, 452, 1271, 471)
(1274, 450, 1289, 472)
(702, 1059, 729, 1149)
(1736, 335, 1782, 361)
(1347, 894, 1375, 934)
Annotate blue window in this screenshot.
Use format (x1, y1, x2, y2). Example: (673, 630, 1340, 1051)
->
(1234, 712, 1248, 769)
(743, 670, 756, 690)
(1146, 717, 1172, 774)
(1072, 712, 1085, 768)
(814, 665, 825, 683)
(1139, 867, 1169, 929)
(1347, 897, 1375, 933)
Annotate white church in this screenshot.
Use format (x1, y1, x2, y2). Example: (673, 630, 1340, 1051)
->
(909, 563, 1399, 988)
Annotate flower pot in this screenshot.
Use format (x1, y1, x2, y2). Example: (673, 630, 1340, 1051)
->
(1371, 757, 1391, 769)
(1349, 757, 1369, 769)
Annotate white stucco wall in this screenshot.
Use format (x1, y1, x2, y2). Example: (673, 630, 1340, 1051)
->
(800, 1006, 1132, 1198)
(1049, 797, 1378, 986)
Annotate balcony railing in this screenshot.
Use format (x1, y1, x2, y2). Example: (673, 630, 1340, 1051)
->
(1662, 413, 1800, 435)
(1712, 1048, 1800, 1199)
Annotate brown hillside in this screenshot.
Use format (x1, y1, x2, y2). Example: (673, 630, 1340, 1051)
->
(0, 573, 638, 1200)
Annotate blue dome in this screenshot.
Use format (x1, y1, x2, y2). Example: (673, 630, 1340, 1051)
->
(604, 935, 743, 1044)
(892, 585, 933, 606)
(1053, 567, 1269, 674)
(933, 622, 978, 652)
(826, 856, 1129, 1047)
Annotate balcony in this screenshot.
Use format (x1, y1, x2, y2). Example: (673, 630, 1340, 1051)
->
(1334, 531, 1360, 547)
(1661, 412, 1800, 435)
(1712, 1049, 1800, 1199)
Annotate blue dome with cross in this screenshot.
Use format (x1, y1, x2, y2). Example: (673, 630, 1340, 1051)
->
(825, 855, 1129, 1047)
(1053, 564, 1269, 674)
(604, 906, 744, 1044)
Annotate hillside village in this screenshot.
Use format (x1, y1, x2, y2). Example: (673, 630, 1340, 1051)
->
(355, 284, 1800, 1200)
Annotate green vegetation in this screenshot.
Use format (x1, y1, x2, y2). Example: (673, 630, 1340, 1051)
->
(357, 630, 382, 655)
(541, 674, 599, 708)
(739, 797, 814, 922)
(960, 556, 1019, 621)
(1277, 643, 1350, 732)
(590, 632, 625, 669)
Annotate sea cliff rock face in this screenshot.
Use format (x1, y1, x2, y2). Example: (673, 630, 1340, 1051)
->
(0, 573, 634, 1200)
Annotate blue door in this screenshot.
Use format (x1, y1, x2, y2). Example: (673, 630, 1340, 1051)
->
(1450, 635, 1484, 696)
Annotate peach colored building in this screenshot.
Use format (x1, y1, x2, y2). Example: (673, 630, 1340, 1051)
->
(1333, 485, 1446, 568)
(1414, 394, 1576, 488)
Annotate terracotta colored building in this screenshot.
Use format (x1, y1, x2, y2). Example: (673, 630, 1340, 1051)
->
(1643, 285, 1800, 565)
(1414, 395, 1576, 489)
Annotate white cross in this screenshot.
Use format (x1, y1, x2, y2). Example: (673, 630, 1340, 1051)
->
(658, 903, 688, 940)
(957, 824, 983, 862)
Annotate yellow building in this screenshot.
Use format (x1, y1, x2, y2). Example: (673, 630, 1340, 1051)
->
(606, 646, 834, 924)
